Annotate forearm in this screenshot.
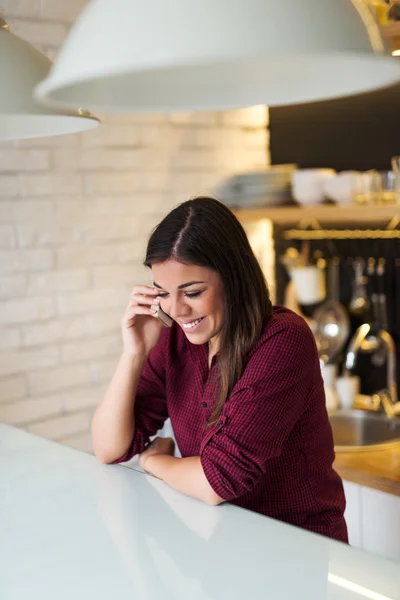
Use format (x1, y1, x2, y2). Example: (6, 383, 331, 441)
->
(91, 352, 147, 463)
(144, 455, 224, 506)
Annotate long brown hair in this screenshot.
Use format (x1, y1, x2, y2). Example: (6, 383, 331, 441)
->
(144, 197, 272, 426)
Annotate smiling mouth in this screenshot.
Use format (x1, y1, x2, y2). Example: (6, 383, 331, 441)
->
(181, 317, 205, 330)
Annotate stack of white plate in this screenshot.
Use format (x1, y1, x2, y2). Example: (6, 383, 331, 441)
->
(215, 164, 297, 208)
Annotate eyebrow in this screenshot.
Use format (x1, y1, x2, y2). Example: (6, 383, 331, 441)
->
(153, 280, 205, 290)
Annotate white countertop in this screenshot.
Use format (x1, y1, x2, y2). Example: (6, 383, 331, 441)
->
(0, 424, 399, 600)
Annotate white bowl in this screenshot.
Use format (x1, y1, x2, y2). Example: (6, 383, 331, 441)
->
(291, 169, 336, 206)
(323, 171, 363, 205)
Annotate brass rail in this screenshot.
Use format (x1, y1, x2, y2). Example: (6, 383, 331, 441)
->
(284, 217, 400, 241)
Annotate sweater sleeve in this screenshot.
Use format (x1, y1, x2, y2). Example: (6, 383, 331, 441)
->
(112, 332, 169, 464)
(200, 322, 320, 500)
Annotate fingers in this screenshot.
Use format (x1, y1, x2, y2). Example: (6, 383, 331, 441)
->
(123, 285, 164, 326)
(129, 285, 160, 306)
(131, 285, 159, 298)
(125, 306, 157, 319)
(128, 285, 160, 309)
(130, 297, 159, 308)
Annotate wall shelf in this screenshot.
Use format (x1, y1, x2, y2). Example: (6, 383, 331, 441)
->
(233, 203, 400, 224)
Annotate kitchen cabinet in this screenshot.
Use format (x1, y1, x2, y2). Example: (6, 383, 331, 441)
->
(343, 480, 400, 561)
(343, 481, 362, 549)
(361, 486, 400, 561)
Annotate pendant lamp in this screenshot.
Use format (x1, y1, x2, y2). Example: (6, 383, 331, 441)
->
(0, 14, 99, 141)
(35, 0, 400, 113)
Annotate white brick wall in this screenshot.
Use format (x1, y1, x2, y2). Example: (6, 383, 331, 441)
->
(0, 0, 270, 453)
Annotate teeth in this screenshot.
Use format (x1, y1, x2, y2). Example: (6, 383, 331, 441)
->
(182, 317, 203, 329)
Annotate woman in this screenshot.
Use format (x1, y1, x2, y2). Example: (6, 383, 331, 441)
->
(92, 197, 348, 543)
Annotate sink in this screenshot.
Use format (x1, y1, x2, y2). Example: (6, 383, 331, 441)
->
(329, 410, 400, 452)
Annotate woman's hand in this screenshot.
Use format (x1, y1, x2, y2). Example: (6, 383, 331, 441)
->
(121, 285, 165, 358)
(139, 437, 176, 472)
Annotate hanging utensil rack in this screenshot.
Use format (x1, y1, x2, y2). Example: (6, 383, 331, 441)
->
(284, 216, 400, 240)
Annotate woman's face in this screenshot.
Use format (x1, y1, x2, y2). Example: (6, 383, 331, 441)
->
(151, 260, 225, 349)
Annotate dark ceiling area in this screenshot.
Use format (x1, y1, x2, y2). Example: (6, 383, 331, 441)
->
(269, 82, 400, 171)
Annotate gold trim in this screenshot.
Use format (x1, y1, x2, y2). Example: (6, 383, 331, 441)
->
(350, 0, 387, 54)
(0, 16, 9, 31)
(387, 215, 400, 230)
(284, 217, 400, 240)
(285, 229, 400, 240)
(77, 107, 97, 120)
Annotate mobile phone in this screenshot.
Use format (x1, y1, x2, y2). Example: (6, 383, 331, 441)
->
(156, 305, 173, 328)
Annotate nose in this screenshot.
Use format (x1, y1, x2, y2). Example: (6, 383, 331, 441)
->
(164, 295, 190, 320)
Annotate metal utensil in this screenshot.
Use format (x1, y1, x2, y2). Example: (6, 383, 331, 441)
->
(364, 257, 386, 367)
(367, 257, 380, 326)
(280, 246, 300, 270)
(370, 258, 388, 367)
(313, 257, 350, 364)
(377, 258, 388, 331)
(349, 258, 370, 318)
(395, 258, 400, 332)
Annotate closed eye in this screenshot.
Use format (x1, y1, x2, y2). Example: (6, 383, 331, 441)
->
(157, 291, 203, 299)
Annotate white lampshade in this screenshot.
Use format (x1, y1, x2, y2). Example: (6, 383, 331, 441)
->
(0, 17, 99, 140)
(35, 0, 400, 112)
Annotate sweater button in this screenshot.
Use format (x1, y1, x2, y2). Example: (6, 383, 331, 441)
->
(202, 402, 207, 408)
(217, 420, 223, 427)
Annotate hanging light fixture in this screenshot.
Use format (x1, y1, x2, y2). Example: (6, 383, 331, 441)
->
(35, 0, 400, 113)
(0, 14, 99, 141)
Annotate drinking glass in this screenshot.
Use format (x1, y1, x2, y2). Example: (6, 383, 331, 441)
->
(391, 156, 400, 204)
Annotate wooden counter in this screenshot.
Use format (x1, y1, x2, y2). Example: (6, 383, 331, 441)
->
(334, 445, 400, 497)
